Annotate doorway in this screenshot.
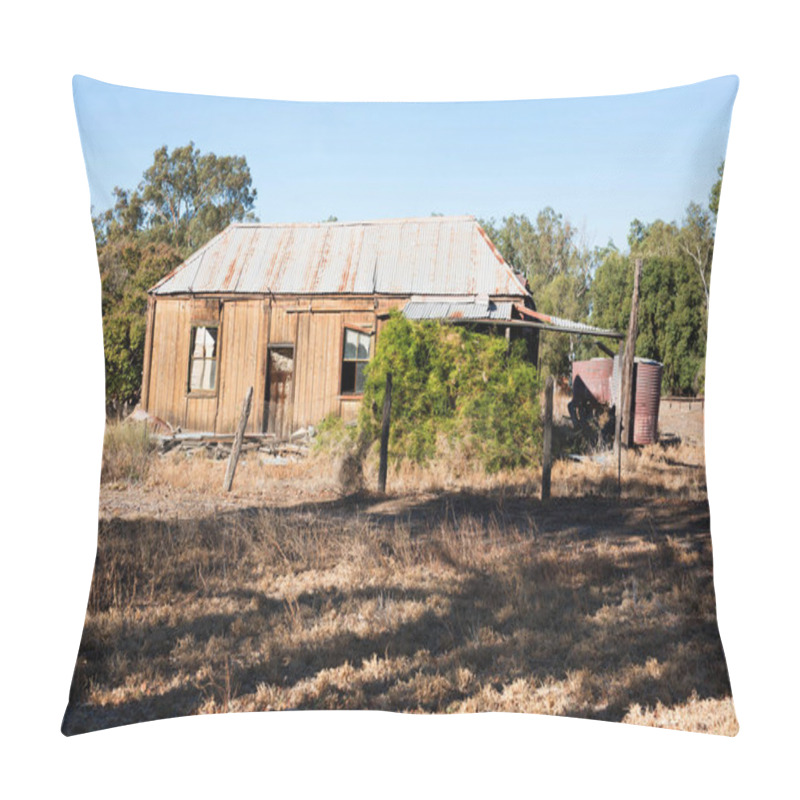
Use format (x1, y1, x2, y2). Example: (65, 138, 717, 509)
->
(264, 345, 295, 439)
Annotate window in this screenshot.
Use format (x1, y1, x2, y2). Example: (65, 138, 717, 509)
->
(341, 328, 371, 395)
(188, 326, 219, 393)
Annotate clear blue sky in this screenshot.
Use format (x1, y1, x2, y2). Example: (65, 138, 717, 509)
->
(73, 75, 737, 252)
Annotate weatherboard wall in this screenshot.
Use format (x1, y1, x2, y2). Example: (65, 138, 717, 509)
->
(143, 294, 413, 435)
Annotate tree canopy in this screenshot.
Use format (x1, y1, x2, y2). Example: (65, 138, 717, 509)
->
(480, 208, 595, 378)
(94, 143, 257, 413)
(94, 142, 257, 255)
(482, 161, 723, 396)
(589, 162, 723, 395)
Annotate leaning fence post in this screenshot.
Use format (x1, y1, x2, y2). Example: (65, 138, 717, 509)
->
(541, 375, 554, 501)
(377, 372, 393, 494)
(223, 386, 253, 492)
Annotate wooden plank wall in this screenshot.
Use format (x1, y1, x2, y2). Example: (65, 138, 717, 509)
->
(216, 299, 264, 434)
(291, 306, 374, 430)
(183, 299, 222, 431)
(145, 294, 408, 434)
(146, 298, 192, 428)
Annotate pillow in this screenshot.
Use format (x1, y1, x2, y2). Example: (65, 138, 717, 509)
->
(63, 75, 738, 735)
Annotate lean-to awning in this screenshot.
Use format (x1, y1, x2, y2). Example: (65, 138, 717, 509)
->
(402, 299, 513, 321)
(399, 299, 622, 339)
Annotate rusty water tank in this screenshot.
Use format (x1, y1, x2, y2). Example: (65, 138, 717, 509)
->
(611, 356, 663, 444)
(632, 358, 663, 444)
(571, 358, 613, 405)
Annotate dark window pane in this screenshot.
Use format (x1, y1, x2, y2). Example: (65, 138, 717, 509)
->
(341, 360, 356, 393)
(205, 327, 218, 356)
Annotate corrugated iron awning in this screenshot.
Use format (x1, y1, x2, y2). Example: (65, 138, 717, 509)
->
(514, 304, 622, 339)
(400, 299, 622, 339)
(403, 300, 513, 321)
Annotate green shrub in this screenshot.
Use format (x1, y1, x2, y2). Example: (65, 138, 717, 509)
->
(359, 314, 542, 472)
(313, 414, 357, 453)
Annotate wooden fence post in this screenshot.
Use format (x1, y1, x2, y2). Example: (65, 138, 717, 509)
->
(614, 338, 624, 496)
(541, 375, 554, 501)
(223, 386, 253, 492)
(377, 372, 393, 494)
(620, 258, 643, 448)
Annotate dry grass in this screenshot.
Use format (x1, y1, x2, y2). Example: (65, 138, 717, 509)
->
(73, 421, 731, 734)
(65, 483, 735, 735)
(101, 421, 156, 483)
(98, 414, 707, 509)
(131, 434, 706, 506)
(552, 441, 708, 501)
(152, 448, 330, 496)
(623, 693, 737, 735)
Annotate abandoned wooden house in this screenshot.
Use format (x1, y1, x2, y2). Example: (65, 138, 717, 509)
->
(140, 215, 579, 437)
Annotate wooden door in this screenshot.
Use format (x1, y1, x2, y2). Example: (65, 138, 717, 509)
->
(265, 345, 295, 439)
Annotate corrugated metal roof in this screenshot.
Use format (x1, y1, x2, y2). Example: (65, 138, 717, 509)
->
(403, 300, 514, 321)
(151, 216, 529, 298)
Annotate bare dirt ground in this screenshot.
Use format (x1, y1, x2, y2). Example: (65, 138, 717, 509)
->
(65, 443, 735, 736)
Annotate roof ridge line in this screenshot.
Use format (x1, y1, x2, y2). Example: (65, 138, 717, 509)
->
(230, 215, 476, 229)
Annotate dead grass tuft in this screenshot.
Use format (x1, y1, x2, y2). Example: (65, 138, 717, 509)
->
(101, 421, 156, 483)
(624, 694, 738, 736)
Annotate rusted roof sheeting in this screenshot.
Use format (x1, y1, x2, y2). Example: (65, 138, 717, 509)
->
(151, 216, 529, 297)
(514, 303, 620, 338)
(403, 300, 513, 321)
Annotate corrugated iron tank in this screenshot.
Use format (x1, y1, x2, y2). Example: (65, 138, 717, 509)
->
(632, 359, 663, 445)
(577, 356, 663, 445)
(571, 358, 614, 405)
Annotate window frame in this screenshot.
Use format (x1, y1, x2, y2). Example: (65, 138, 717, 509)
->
(339, 326, 372, 397)
(186, 322, 221, 397)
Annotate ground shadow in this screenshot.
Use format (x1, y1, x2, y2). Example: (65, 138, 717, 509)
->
(63, 490, 729, 735)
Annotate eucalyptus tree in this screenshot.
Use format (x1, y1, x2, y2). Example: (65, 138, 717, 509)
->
(92, 143, 258, 412)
